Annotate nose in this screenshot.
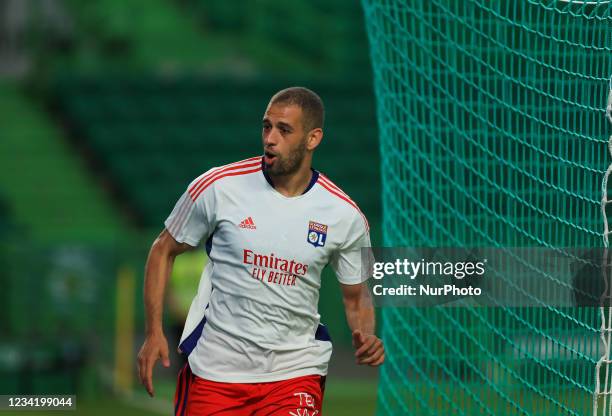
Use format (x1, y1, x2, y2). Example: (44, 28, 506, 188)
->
(263, 128, 279, 148)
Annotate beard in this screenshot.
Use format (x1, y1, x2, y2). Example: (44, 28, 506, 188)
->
(265, 138, 308, 176)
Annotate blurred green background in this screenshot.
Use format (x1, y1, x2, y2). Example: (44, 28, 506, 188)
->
(0, 0, 381, 414)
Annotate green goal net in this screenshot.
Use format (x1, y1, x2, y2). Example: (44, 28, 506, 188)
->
(362, 0, 612, 414)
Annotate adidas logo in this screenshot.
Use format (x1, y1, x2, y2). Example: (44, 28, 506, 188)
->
(239, 216, 256, 229)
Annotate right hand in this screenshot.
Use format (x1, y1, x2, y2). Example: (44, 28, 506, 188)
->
(137, 331, 171, 397)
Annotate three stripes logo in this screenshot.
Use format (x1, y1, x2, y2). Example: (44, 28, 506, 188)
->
(239, 217, 257, 230)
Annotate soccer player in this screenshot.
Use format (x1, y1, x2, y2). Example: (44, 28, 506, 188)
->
(137, 87, 384, 415)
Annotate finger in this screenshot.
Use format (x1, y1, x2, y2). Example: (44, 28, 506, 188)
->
(137, 355, 146, 386)
(370, 353, 385, 367)
(161, 346, 171, 368)
(355, 336, 377, 357)
(139, 355, 150, 389)
(364, 339, 382, 356)
(358, 347, 385, 365)
(357, 345, 383, 365)
(145, 357, 156, 396)
(355, 336, 376, 357)
(358, 344, 384, 363)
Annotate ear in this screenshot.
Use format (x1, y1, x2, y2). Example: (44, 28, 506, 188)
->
(306, 128, 323, 151)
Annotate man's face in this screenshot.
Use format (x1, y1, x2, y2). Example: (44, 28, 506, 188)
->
(262, 103, 309, 176)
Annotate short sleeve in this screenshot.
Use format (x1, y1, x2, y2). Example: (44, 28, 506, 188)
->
(330, 212, 372, 285)
(164, 174, 217, 247)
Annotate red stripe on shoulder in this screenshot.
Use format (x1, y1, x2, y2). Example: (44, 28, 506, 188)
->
(191, 166, 262, 201)
(317, 176, 369, 232)
(318, 174, 351, 197)
(188, 156, 262, 200)
(189, 156, 261, 193)
(318, 175, 360, 207)
(189, 160, 261, 199)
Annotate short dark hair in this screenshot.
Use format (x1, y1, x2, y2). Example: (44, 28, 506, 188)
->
(269, 87, 324, 132)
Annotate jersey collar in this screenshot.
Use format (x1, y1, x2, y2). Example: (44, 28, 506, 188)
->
(261, 157, 319, 195)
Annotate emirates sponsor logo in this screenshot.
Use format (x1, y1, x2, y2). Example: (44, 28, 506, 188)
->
(243, 249, 309, 286)
(239, 216, 256, 229)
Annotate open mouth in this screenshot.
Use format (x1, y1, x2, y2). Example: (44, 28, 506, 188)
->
(264, 152, 277, 164)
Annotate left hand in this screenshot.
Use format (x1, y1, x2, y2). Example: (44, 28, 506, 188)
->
(352, 330, 385, 366)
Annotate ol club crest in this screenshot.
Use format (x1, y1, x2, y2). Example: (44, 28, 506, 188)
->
(307, 221, 328, 247)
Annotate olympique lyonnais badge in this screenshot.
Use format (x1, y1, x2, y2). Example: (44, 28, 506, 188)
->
(307, 221, 328, 248)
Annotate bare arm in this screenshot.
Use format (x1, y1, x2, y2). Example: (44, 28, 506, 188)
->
(137, 229, 193, 396)
(340, 282, 384, 366)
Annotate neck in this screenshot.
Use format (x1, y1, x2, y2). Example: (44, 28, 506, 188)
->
(267, 164, 313, 197)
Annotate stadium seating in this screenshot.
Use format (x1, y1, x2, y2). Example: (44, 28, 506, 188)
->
(181, 0, 371, 81)
(0, 83, 122, 243)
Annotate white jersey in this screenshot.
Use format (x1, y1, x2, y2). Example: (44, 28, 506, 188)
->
(164, 156, 370, 383)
